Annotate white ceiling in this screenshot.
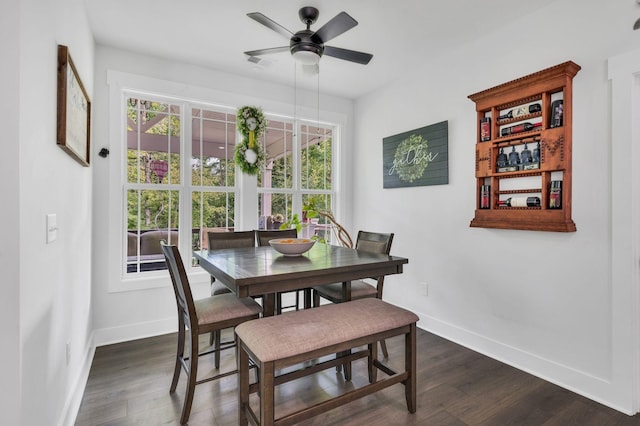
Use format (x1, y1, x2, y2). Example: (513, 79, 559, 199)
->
(86, 0, 559, 100)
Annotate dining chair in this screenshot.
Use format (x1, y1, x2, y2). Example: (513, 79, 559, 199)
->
(312, 230, 395, 358)
(256, 228, 300, 314)
(206, 230, 257, 346)
(207, 230, 256, 293)
(161, 242, 262, 425)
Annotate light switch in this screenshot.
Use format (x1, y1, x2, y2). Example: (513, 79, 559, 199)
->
(47, 214, 57, 243)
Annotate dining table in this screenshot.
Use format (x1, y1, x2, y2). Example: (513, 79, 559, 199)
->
(194, 242, 409, 316)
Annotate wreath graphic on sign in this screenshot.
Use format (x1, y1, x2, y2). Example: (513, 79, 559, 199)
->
(235, 106, 267, 175)
(393, 134, 430, 182)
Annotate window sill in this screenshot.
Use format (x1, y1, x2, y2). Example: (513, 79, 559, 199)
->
(108, 268, 210, 293)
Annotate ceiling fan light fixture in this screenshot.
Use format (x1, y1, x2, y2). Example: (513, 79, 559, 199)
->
(246, 7, 372, 65)
(292, 49, 320, 65)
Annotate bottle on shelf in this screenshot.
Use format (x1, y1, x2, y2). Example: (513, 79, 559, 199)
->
(520, 143, 532, 164)
(508, 146, 520, 166)
(496, 147, 507, 168)
(498, 103, 542, 120)
(497, 196, 541, 207)
(480, 185, 491, 209)
(550, 100, 564, 128)
(549, 181, 562, 209)
(532, 141, 541, 163)
(500, 122, 542, 137)
(480, 117, 491, 141)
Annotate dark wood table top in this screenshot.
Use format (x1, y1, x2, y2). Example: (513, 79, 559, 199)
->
(194, 243, 408, 315)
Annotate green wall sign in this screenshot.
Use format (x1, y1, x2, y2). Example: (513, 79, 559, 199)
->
(382, 121, 448, 188)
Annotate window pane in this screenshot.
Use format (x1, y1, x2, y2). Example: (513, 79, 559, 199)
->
(259, 118, 293, 189)
(257, 193, 292, 230)
(127, 98, 181, 184)
(192, 107, 236, 187)
(126, 189, 179, 273)
(301, 124, 332, 190)
(192, 191, 235, 250)
(303, 193, 334, 244)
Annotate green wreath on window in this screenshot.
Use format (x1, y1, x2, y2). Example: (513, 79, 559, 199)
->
(235, 106, 267, 175)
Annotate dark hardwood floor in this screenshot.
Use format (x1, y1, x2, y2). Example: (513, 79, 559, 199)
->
(76, 328, 640, 425)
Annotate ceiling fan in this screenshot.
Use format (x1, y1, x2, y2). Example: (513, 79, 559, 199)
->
(244, 6, 373, 66)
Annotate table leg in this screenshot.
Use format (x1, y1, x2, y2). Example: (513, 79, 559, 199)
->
(340, 281, 352, 379)
(262, 293, 276, 317)
(341, 281, 352, 302)
(303, 288, 312, 309)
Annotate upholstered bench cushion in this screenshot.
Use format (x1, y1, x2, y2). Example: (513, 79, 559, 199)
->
(235, 298, 418, 362)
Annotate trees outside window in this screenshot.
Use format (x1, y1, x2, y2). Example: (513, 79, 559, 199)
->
(258, 119, 335, 242)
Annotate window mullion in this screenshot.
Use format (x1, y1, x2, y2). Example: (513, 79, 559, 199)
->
(180, 102, 192, 262)
(291, 119, 302, 215)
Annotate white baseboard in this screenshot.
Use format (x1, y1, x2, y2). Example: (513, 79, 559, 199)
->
(58, 333, 96, 426)
(414, 311, 634, 416)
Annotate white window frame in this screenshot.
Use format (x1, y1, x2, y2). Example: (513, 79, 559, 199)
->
(106, 71, 346, 293)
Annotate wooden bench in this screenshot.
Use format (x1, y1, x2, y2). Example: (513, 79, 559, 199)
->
(235, 298, 418, 426)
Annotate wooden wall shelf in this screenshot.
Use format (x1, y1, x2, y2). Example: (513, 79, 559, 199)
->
(468, 61, 581, 232)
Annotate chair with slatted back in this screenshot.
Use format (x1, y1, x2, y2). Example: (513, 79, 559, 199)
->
(161, 242, 261, 425)
(207, 230, 256, 294)
(256, 228, 300, 314)
(206, 231, 257, 350)
(312, 230, 395, 357)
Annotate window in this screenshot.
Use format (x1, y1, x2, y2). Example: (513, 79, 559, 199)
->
(122, 91, 337, 276)
(257, 118, 336, 243)
(257, 117, 294, 230)
(191, 106, 237, 252)
(125, 97, 181, 274)
(300, 123, 334, 242)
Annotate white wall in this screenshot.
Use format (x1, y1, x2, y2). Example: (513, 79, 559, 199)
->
(353, 0, 640, 414)
(1, 1, 22, 424)
(15, 0, 95, 425)
(90, 47, 354, 344)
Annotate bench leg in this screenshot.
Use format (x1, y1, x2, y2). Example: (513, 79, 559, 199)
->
(405, 323, 417, 413)
(214, 330, 221, 369)
(341, 349, 352, 381)
(259, 361, 275, 426)
(368, 342, 377, 383)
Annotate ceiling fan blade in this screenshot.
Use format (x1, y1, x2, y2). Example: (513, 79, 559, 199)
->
(313, 12, 358, 43)
(244, 46, 290, 57)
(323, 46, 373, 65)
(247, 12, 294, 39)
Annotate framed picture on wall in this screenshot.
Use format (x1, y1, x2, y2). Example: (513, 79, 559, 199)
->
(383, 120, 448, 188)
(57, 44, 91, 167)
